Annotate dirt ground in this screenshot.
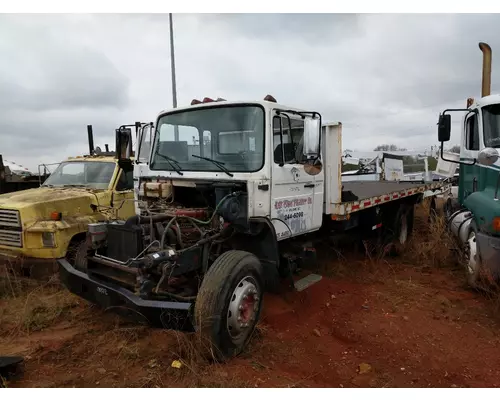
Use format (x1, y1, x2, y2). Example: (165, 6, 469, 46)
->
(2, 204, 500, 388)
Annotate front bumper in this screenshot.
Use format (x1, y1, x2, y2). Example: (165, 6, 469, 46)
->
(57, 258, 195, 331)
(476, 232, 500, 281)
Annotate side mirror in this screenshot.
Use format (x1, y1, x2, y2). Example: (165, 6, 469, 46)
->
(478, 147, 499, 166)
(137, 124, 153, 164)
(115, 127, 133, 172)
(303, 117, 321, 159)
(438, 114, 451, 142)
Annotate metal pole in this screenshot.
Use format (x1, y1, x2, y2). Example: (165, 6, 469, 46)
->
(169, 13, 179, 141)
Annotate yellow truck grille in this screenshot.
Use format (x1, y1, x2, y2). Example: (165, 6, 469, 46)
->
(0, 209, 22, 247)
(0, 229, 22, 247)
(0, 209, 21, 227)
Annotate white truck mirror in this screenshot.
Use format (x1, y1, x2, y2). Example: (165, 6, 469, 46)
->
(478, 147, 499, 166)
(303, 117, 321, 159)
(137, 124, 153, 164)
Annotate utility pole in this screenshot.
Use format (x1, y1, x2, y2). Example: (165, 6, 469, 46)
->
(169, 13, 179, 141)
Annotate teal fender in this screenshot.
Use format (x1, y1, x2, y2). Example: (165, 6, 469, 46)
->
(463, 188, 500, 235)
(464, 189, 500, 280)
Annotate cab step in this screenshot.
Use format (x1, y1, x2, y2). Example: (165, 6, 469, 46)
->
(293, 273, 323, 292)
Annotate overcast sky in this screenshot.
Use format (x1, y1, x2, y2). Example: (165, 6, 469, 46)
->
(1, 13, 500, 170)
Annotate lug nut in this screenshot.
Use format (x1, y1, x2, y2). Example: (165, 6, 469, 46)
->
(239, 305, 244, 311)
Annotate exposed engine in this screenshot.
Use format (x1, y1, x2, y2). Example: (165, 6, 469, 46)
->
(86, 179, 248, 300)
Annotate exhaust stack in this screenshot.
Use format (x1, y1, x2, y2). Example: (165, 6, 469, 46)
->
(479, 42, 492, 98)
(87, 125, 95, 155)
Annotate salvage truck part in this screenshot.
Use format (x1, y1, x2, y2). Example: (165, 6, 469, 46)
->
(57, 96, 448, 360)
(0, 124, 146, 276)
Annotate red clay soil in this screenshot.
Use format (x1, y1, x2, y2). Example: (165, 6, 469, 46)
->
(2, 257, 500, 388)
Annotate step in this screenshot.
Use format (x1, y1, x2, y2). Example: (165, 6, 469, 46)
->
(293, 273, 323, 292)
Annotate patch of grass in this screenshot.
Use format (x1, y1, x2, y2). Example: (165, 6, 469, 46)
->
(402, 206, 458, 270)
(0, 270, 84, 336)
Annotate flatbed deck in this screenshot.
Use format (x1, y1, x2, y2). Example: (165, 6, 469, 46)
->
(342, 181, 434, 201)
(333, 180, 447, 216)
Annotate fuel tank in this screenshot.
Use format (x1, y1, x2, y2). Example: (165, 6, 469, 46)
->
(449, 209, 473, 243)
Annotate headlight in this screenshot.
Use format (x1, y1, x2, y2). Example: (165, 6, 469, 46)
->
(42, 232, 56, 248)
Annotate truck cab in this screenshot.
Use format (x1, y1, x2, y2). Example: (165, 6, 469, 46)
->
(438, 42, 500, 286)
(0, 125, 138, 274)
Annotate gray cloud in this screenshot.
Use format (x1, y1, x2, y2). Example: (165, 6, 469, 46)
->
(2, 13, 500, 169)
(0, 14, 130, 165)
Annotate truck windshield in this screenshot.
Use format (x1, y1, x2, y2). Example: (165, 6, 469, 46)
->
(150, 105, 265, 173)
(482, 104, 500, 148)
(42, 161, 116, 189)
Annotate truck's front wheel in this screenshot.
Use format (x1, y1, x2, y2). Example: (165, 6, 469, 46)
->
(194, 250, 264, 361)
(464, 221, 482, 288)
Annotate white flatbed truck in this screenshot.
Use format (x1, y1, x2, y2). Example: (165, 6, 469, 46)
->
(57, 96, 449, 360)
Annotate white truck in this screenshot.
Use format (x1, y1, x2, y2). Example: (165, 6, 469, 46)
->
(57, 96, 449, 360)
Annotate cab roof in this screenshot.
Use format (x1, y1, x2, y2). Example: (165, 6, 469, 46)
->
(469, 94, 500, 108)
(156, 99, 313, 119)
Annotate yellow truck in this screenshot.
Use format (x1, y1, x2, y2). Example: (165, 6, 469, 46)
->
(0, 124, 142, 275)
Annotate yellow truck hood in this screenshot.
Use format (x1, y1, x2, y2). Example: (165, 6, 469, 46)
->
(0, 187, 109, 223)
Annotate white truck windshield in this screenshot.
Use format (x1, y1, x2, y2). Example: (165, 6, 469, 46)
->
(150, 105, 265, 173)
(42, 161, 116, 189)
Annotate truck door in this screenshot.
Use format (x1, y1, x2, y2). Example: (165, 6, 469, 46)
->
(270, 112, 323, 240)
(460, 112, 481, 203)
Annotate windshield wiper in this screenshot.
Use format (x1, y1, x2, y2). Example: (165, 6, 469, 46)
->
(192, 155, 234, 177)
(155, 152, 183, 176)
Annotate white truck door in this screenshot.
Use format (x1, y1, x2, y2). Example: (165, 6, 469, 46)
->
(270, 113, 322, 240)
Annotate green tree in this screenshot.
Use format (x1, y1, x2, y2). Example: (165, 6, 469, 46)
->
(341, 162, 359, 172)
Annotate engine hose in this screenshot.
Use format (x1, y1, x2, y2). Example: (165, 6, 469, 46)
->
(184, 216, 203, 234)
(166, 228, 177, 248)
(160, 216, 178, 249)
(174, 220, 184, 248)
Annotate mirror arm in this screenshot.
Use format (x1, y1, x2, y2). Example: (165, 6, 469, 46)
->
(278, 116, 285, 167)
(439, 142, 476, 166)
(442, 108, 473, 114)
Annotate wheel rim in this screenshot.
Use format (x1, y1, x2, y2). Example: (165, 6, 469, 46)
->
(227, 276, 260, 338)
(466, 231, 478, 276)
(399, 214, 408, 244)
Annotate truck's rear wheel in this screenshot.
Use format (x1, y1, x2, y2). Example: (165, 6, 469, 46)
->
(194, 250, 264, 361)
(394, 204, 414, 246)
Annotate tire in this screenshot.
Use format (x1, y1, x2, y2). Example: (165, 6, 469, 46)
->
(194, 250, 264, 361)
(68, 239, 89, 272)
(393, 203, 414, 246)
(428, 197, 438, 224)
(464, 220, 482, 288)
